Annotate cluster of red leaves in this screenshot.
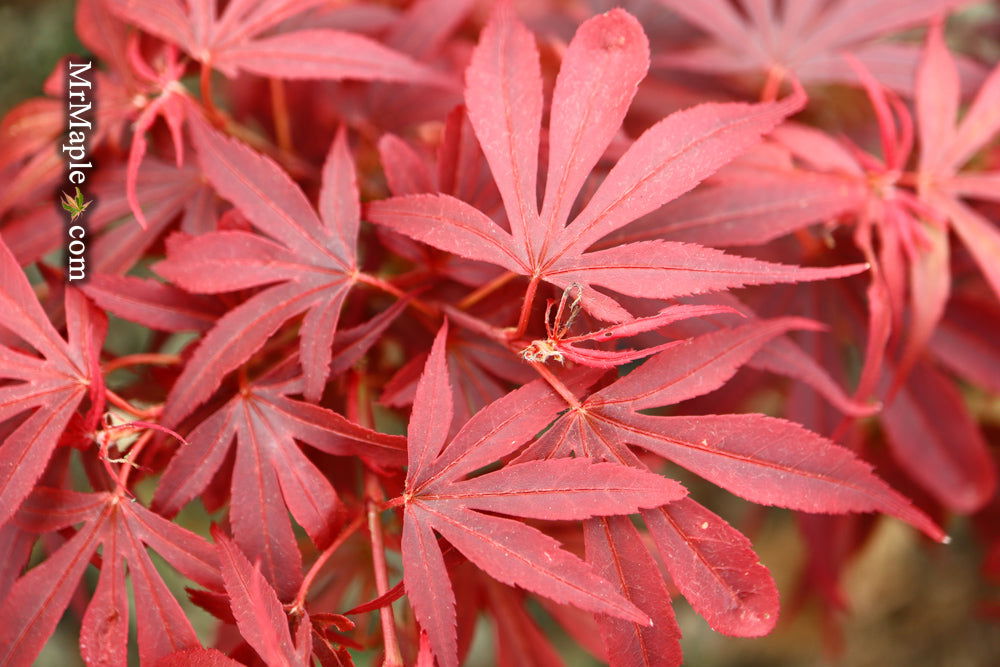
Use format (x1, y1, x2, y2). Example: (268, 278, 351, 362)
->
(1, 0, 998, 665)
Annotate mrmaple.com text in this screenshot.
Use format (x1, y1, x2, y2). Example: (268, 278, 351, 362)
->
(62, 59, 94, 281)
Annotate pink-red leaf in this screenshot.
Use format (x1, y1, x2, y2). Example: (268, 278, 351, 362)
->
(584, 515, 682, 667)
(366, 194, 525, 272)
(401, 341, 680, 666)
(882, 360, 996, 512)
(214, 528, 299, 667)
(592, 317, 822, 410)
(159, 119, 365, 423)
(119, 522, 201, 663)
(80, 520, 129, 667)
(606, 175, 865, 248)
(464, 1, 542, 255)
(82, 274, 223, 333)
(558, 93, 805, 255)
(916, 20, 958, 173)
(539, 9, 650, 240)
(416, 504, 649, 624)
(214, 29, 452, 87)
(0, 239, 103, 524)
(613, 411, 945, 541)
(643, 497, 778, 636)
(546, 241, 865, 309)
(0, 509, 109, 664)
(402, 511, 456, 667)
(440, 459, 686, 520)
(408, 323, 453, 482)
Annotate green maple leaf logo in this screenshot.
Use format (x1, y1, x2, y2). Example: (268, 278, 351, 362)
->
(61, 186, 92, 222)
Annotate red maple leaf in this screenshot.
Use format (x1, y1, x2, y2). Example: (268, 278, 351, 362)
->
(913, 20, 1000, 345)
(0, 487, 221, 664)
(105, 0, 452, 86)
(367, 6, 865, 332)
(400, 324, 688, 667)
(0, 237, 106, 525)
(155, 120, 367, 424)
(655, 0, 975, 96)
(153, 356, 405, 600)
(212, 526, 312, 666)
(516, 317, 945, 658)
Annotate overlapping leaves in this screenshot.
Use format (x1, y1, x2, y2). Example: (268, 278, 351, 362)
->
(368, 7, 865, 323)
(401, 325, 687, 667)
(155, 119, 362, 424)
(0, 237, 106, 526)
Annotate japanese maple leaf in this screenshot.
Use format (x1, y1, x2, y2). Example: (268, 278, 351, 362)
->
(599, 292, 874, 418)
(0, 487, 222, 665)
(155, 119, 364, 425)
(367, 6, 864, 326)
(103, 0, 457, 227)
(773, 276, 996, 633)
(0, 237, 106, 526)
(643, 62, 933, 403)
(656, 0, 973, 96)
(96, 157, 219, 272)
(515, 317, 945, 661)
(105, 0, 451, 86)
(153, 359, 405, 601)
(401, 324, 688, 667)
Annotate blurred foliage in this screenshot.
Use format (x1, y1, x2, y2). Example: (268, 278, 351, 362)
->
(10, 1, 1000, 666)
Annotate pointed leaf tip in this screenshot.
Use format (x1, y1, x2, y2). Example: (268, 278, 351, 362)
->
(407, 322, 453, 484)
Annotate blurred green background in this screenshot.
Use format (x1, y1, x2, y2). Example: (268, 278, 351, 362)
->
(0, 0, 82, 115)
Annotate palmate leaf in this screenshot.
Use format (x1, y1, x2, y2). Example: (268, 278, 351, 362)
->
(367, 6, 865, 323)
(154, 361, 405, 601)
(655, 0, 974, 96)
(567, 320, 944, 533)
(517, 318, 944, 661)
(402, 325, 687, 667)
(155, 117, 363, 426)
(0, 237, 106, 526)
(105, 0, 451, 87)
(0, 488, 221, 665)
